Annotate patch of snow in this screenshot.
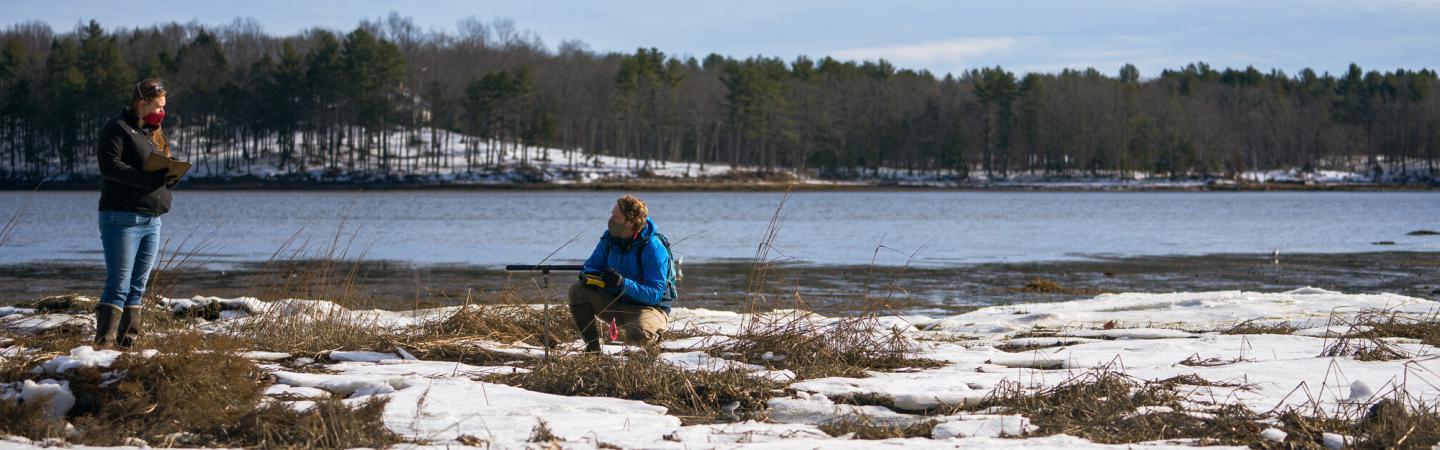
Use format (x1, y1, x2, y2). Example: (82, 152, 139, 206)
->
(932, 290, 1431, 338)
(1058, 328, 1198, 340)
(932, 414, 1033, 438)
(1322, 432, 1351, 449)
(767, 392, 920, 427)
(380, 378, 680, 447)
(659, 351, 765, 373)
(663, 421, 831, 444)
(1259, 427, 1287, 442)
(0, 306, 36, 318)
(264, 384, 331, 399)
(0, 379, 75, 421)
(240, 351, 292, 361)
(329, 351, 400, 363)
(269, 371, 405, 398)
(41, 346, 122, 374)
(0, 313, 88, 336)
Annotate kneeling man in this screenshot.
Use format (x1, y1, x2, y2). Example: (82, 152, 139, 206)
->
(569, 195, 676, 351)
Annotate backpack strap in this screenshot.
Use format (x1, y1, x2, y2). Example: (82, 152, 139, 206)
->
(634, 237, 648, 276)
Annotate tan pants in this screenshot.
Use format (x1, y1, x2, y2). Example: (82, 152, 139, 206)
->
(568, 281, 668, 346)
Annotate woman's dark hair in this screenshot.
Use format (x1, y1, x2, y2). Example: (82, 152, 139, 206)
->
(129, 79, 170, 156)
(131, 79, 166, 105)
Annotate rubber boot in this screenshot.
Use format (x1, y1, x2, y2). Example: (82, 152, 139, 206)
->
(569, 303, 601, 352)
(116, 306, 143, 349)
(94, 304, 122, 347)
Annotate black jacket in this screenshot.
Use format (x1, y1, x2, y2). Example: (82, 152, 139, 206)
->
(97, 109, 173, 215)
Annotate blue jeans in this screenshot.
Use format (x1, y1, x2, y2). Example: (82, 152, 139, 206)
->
(99, 210, 162, 309)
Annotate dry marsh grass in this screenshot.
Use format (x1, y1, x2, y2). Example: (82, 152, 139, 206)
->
(0, 338, 400, 448)
(722, 192, 945, 379)
(1319, 309, 1440, 362)
(401, 292, 578, 364)
(486, 352, 780, 424)
(415, 293, 576, 348)
(235, 396, 400, 449)
(817, 414, 938, 439)
(1268, 395, 1440, 449)
(225, 302, 404, 354)
(717, 312, 944, 380)
(962, 368, 1265, 445)
(0, 182, 40, 248)
(1222, 318, 1300, 335)
(65, 349, 265, 444)
(954, 365, 1440, 448)
(258, 222, 373, 307)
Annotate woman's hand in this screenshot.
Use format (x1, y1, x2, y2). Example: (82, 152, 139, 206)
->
(149, 171, 170, 190)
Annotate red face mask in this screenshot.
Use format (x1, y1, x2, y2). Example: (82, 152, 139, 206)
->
(142, 110, 165, 126)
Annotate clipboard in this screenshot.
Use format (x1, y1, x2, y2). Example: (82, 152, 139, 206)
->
(143, 152, 192, 180)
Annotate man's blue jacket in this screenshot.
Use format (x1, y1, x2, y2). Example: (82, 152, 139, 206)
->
(582, 218, 675, 313)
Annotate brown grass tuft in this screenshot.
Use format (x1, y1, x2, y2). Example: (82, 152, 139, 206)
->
(963, 368, 1264, 445)
(2, 336, 399, 448)
(817, 414, 938, 439)
(1222, 318, 1299, 335)
(717, 312, 944, 379)
(1317, 309, 1436, 362)
(66, 348, 267, 444)
(528, 418, 560, 443)
(417, 300, 576, 348)
(0, 390, 66, 439)
(487, 352, 778, 424)
(228, 397, 401, 448)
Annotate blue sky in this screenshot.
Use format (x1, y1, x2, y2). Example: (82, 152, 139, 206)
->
(6, 0, 1439, 77)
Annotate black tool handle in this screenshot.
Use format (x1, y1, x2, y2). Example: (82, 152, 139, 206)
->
(505, 264, 585, 273)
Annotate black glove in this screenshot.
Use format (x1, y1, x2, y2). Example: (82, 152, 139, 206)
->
(601, 268, 624, 294)
(580, 271, 605, 290)
(149, 171, 169, 190)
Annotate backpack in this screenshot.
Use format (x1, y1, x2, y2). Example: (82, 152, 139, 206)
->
(635, 232, 681, 301)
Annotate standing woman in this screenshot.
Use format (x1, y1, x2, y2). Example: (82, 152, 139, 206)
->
(94, 79, 177, 348)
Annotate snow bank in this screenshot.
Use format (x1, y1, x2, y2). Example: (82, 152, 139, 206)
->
(382, 378, 680, 447)
(0, 379, 75, 421)
(931, 415, 1033, 438)
(40, 346, 123, 374)
(768, 391, 921, 427)
(927, 288, 1432, 338)
(0, 313, 88, 336)
(3, 288, 1435, 448)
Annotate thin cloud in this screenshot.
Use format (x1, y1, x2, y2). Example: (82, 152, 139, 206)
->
(831, 37, 1016, 65)
(1371, 0, 1440, 8)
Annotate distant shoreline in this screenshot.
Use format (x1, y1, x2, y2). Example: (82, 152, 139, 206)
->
(4, 178, 1437, 192)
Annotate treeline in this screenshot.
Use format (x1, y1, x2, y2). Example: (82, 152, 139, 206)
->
(1, 16, 1437, 183)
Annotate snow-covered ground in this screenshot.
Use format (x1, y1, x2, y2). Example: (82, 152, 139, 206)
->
(2, 287, 1437, 449)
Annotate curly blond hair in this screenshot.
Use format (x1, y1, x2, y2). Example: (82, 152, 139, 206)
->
(616, 195, 648, 228)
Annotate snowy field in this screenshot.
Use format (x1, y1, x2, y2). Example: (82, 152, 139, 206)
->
(2, 287, 1437, 448)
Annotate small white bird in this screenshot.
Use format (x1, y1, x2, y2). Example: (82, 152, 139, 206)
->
(720, 400, 741, 419)
(761, 351, 787, 362)
(1349, 380, 1373, 402)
